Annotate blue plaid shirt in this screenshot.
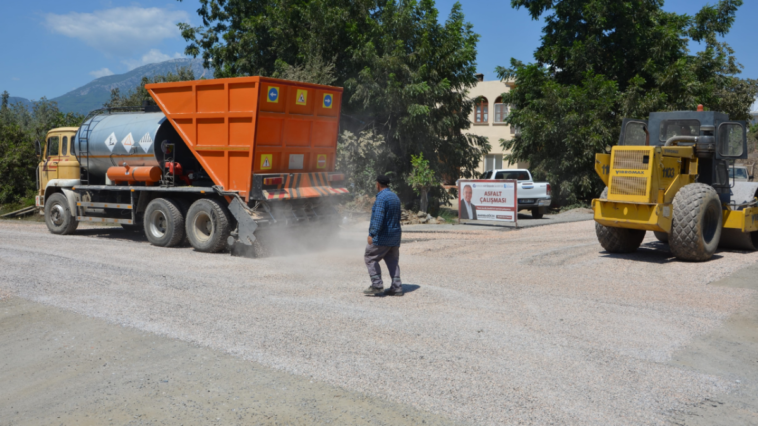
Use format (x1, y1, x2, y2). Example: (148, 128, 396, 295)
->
(369, 188, 402, 247)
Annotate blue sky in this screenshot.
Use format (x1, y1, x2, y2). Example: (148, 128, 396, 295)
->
(2, 0, 757, 109)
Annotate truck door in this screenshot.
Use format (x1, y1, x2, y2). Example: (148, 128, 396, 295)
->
(40, 135, 60, 189)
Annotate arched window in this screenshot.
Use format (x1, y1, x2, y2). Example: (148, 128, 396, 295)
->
(475, 97, 488, 123)
(494, 97, 508, 122)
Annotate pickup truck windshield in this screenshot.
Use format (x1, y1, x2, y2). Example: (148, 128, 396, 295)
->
(730, 167, 748, 179)
(495, 171, 530, 180)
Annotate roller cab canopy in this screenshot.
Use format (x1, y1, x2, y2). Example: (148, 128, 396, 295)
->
(145, 76, 343, 200)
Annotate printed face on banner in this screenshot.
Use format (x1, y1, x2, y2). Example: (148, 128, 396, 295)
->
(459, 181, 517, 222)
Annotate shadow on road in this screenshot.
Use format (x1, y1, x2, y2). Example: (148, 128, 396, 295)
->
(600, 241, 726, 264)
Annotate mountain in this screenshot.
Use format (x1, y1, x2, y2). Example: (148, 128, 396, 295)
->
(51, 58, 212, 115)
(7, 97, 32, 109)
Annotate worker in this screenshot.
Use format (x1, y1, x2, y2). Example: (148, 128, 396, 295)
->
(364, 174, 403, 296)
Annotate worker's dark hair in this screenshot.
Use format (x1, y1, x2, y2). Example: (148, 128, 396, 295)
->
(376, 174, 390, 186)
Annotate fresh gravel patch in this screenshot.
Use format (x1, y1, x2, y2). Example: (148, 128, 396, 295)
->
(0, 220, 756, 425)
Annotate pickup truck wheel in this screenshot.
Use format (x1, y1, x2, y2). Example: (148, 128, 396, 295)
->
(144, 198, 185, 247)
(531, 208, 544, 219)
(186, 198, 232, 253)
(45, 192, 78, 235)
(595, 187, 645, 253)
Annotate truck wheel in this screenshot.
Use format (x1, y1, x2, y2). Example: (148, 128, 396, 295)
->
(595, 187, 645, 253)
(185, 198, 232, 253)
(531, 208, 544, 219)
(44, 192, 78, 235)
(144, 198, 185, 247)
(669, 183, 722, 261)
(653, 231, 668, 244)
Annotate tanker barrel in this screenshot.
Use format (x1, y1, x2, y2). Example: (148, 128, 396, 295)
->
(76, 112, 176, 178)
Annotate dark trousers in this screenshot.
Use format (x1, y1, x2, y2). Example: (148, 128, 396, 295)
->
(364, 244, 402, 291)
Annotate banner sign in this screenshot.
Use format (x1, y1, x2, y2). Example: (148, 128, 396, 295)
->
(458, 179, 518, 223)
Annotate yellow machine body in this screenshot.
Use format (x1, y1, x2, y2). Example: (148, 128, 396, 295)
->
(592, 145, 758, 233)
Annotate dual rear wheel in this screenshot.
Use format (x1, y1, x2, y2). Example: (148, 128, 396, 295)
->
(144, 198, 232, 253)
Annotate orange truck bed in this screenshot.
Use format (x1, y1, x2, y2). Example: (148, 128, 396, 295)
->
(145, 77, 344, 200)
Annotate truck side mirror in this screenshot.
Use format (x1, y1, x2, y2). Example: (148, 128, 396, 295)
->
(35, 140, 41, 156)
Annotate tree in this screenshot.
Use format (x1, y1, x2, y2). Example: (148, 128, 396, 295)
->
(0, 99, 83, 205)
(407, 153, 436, 213)
(104, 66, 195, 108)
(177, 0, 489, 206)
(498, 0, 758, 205)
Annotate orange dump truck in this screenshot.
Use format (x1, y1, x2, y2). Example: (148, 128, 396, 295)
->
(35, 77, 348, 255)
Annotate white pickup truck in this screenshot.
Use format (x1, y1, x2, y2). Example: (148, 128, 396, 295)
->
(480, 169, 552, 218)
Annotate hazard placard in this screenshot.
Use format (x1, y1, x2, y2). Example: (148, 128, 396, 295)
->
(121, 133, 135, 153)
(316, 154, 327, 169)
(260, 154, 273, 170)
(104, 132, 117, 152)
(296, 89, 308, 105)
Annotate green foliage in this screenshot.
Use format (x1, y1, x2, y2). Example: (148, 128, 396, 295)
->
(407, 153, 437, 213)
(104, 66, 195, 108)
(408, 153, 436, 194)
(337, 129, 388, 196)
(0, 92, 84, 204)
(177, 0, 489, 205)
(498, 0, 758, 205)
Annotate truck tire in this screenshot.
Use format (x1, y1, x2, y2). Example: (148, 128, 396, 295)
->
(669, 183, 722, 261)
(653, 231, 669, 244)
(185, 198, 232, 253)
(144, 198, 185, 247)
(531, 208, 544, 219)
(45, 192, 79, 235)
(595, 187, 646, 253)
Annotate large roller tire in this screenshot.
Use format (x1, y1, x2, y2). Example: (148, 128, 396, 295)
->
(595, 187, 646, 253)
(144, 198, 185, 247)
(44, 192, 78, 235)
(185, 198, 232, 253)
(653, 231, 669, 244)
(669, 183, 723, 262)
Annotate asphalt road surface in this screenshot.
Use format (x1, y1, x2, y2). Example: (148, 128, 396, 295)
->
(1, 219, 757, 425)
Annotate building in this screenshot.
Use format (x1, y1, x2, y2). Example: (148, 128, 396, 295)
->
(466, 73, 527, 174)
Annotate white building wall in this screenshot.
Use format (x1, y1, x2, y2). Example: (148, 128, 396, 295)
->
(465, 79, 526, 174)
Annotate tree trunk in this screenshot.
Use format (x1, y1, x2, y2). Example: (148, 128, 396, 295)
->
(420, 188, 428, 213)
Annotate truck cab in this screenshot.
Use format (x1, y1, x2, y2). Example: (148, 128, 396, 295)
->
(36, 127, 80, 208)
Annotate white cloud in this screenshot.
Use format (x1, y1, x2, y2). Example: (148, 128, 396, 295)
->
(90, 68, 114, 78)
(122, 49, 185, 70)
(11, 77, 19, 81)
(45, 7, 189, 56)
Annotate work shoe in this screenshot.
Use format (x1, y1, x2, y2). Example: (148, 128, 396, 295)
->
(363, 286, 384, 295)
(385, 288, 404, 297)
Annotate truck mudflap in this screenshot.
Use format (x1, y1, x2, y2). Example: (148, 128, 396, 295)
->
(250, 172, 348, 201)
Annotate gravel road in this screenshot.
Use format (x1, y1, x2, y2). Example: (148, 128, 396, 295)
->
(1, 220, 757, 425)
